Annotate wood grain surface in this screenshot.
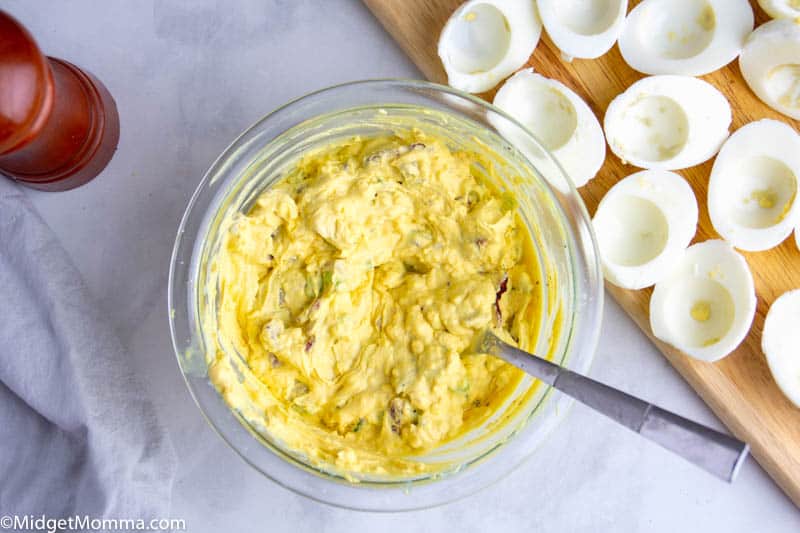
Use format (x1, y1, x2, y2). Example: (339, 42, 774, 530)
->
(363, 0, 800, 506)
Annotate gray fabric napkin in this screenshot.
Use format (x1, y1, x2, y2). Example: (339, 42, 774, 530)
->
(0, 179, 176, 519)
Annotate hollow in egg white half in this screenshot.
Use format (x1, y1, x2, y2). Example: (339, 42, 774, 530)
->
(740, 19, 800, 121)
(593, 170, 698, 290)
(650, 240, 756, 362)
(708, 119, 800, 252)
(537, 0, 627, 61)
(493, 68, 606, 190)
(604, 75, 731, 171)
(619, 0, 753, 76)
(438, 0, 541, 93)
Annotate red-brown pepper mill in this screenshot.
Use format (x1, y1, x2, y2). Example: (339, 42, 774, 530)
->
(0, 11, 119, 191)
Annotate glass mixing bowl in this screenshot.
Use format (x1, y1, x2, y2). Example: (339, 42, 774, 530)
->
(168, 79, 603, 511)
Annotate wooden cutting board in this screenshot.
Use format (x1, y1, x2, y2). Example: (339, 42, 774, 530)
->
(363, 0, 800, 506)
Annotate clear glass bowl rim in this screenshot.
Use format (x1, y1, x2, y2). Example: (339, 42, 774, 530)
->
(168, 78, 604, 512)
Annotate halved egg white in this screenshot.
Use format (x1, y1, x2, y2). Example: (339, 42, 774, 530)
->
(493, 68, 606, 189)
(537, 0, 627, 61)
(438, 0, 542, 93)
(650, 240, 756, 362)
(604, 75, 731, 171)
(762, 289, 800, 408)
(708, 119, 800, 252)
(757, 0, 800, 19)
(619, 0, 753, 76)
(740, 20, 800, 121)
(593, 170, 698, 290)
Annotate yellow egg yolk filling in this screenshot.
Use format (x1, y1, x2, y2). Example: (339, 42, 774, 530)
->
(207, 132, 541, 476)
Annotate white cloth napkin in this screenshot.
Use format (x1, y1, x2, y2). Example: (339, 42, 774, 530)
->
(0, 179, 176, 519)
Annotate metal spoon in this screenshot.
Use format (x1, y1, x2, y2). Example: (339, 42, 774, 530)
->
(476, 330, 749, 482)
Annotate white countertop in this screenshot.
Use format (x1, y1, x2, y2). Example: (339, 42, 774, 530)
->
(8, 0, 799, 530)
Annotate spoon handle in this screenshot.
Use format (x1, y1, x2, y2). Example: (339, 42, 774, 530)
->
(481, 332, 750, 482)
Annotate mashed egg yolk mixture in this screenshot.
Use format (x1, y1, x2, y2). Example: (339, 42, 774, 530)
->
(208, 132, 540, 476)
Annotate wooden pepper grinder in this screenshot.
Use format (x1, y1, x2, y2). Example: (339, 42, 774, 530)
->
(0, 11, 120, 191)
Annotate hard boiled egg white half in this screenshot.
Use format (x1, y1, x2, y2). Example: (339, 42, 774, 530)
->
(619, 0, 753, 76)
(537, 0, 627, 61)
(762, 289, 800, 408)
(708, 119, 800, 252)
(493, 68, 606, 190)
(757, 0, 800, 20)
(740, 20, 800, 121)
(650, 240, 756, 362)
(604, 75, 731, 171)
(438, 0, 541, 93)
(593, 170, 698, 290)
